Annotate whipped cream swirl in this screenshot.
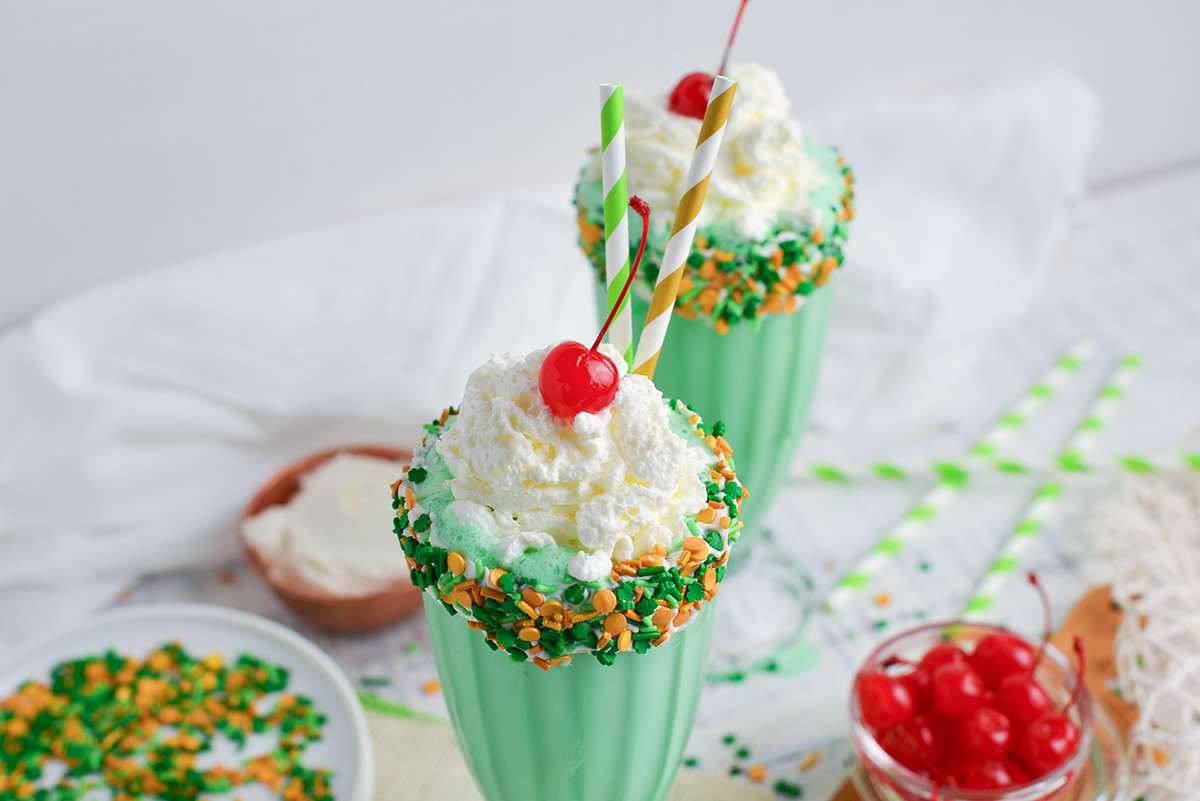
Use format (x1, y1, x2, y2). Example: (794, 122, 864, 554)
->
(435, 343, 710, 582)
(582, 63, 826, 241)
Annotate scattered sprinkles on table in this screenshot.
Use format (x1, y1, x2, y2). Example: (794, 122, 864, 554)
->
(0, 643, 332, 801)
(393, 401, 745, 670)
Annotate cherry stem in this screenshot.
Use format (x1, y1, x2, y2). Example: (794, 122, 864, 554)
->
(1066, 635, 1086, 713)
(717, 0, 752, 77)
(1028, 572, 1052, 671)
(592, 196, 651, 352)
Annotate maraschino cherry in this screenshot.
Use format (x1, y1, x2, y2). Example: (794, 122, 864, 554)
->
(858, 572, 1089, 790)
(1015, 637, 1086, 776)
(539, 197, 651, 422)
(666, 0, 751, 119)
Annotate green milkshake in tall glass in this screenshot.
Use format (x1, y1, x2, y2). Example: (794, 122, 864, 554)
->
(394, 342, 744, 801)
(575, 63, 854, 673)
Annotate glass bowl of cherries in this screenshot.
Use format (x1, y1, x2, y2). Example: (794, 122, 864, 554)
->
(848, 578, 1128, 801)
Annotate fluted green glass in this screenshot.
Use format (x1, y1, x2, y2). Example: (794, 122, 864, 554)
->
(424, 596, 715, 801)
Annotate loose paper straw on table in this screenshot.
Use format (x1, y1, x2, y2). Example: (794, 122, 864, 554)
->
(600, 84, 633, 368)
(791, 450, 1199, 485)
(821, 339, 1093, 611)
(632, 75, 737, 379)
(961, 354, 1143, 620)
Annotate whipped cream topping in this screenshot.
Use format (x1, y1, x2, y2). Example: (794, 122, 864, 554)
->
(435, 343, 710, 582)
(582, 63, 826, 241)
(243, 453, 411, 596)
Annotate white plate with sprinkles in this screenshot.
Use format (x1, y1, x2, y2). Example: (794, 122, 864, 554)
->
(0, 602, 373, 801)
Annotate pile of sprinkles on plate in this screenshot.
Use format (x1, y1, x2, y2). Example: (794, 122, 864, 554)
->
(576, 154, 854, 334)
(394, 401, 746, 671)
(0, 643, 333, 801)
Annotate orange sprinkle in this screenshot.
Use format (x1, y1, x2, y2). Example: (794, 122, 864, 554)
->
(518, 628, 540, 643)
(539, 600, 563, 619)
(682, 537, 708, 555)
(651, 631, 673, 647)
(874, 592, 892, 607)
(520, 588, 545, 607)
(695, 507, 716, 525)
(746, 764, 768, 782)
(604, 613, 628, 636)
(422, 679, 441, 695)
(592, 592, 619, 618)
(532, 657, 551, 672)
(488, 567, 509, 588)
(405, 486, 415, 511)
(617, 630, 632, 651)
(800, 750, 823, 771)
(446, 552, 466, 575)
(480, 587, 506, 603)
(651, 607, 673, 631)
(466, 620, 486, 631)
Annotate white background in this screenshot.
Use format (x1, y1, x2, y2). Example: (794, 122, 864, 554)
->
(2, 0, 1199, 330)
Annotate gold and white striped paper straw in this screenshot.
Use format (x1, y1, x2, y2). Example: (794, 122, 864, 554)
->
(632, 75, 737, 379)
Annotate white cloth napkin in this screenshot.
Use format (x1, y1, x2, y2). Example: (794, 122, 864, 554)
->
(0, 70, 1097, 649)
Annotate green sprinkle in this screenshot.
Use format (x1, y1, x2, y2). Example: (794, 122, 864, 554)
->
(723, 734, 736, 745)
(407, 467, 428, 483)
(736, 747, 750, 758)
(413, 513, 432, 533)
(919, 561, 932, 572)
(994, 460, 1029, 475)
(684, 757, 697, 767)
(358, 676, 390, 687)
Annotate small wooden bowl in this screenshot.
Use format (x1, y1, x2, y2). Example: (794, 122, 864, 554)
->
(240, 445, 422, 634)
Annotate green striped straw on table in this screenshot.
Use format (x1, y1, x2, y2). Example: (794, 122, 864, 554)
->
(821, 339, 1093, 611)
(961, 354, 1143, 620)
(792, 450, 1199, 485)
(600, 83, 633, 368)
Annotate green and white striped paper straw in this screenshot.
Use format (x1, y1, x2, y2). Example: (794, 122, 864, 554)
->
(600, 83, 633, 367)
(961, 354, 1143, 620)
(795, 449, 1198, 485)
(822, 339, 1093, 611)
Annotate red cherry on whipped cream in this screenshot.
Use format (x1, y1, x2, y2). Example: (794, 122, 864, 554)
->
(667, 0, 751, 119)
(539, 343, 620, 420)
(539, 197, 652, 422)
(668, 73, 715, 120)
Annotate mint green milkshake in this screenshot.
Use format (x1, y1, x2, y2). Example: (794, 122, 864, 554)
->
(576, 62, 854, 550)
(394, 343, 744, 801)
